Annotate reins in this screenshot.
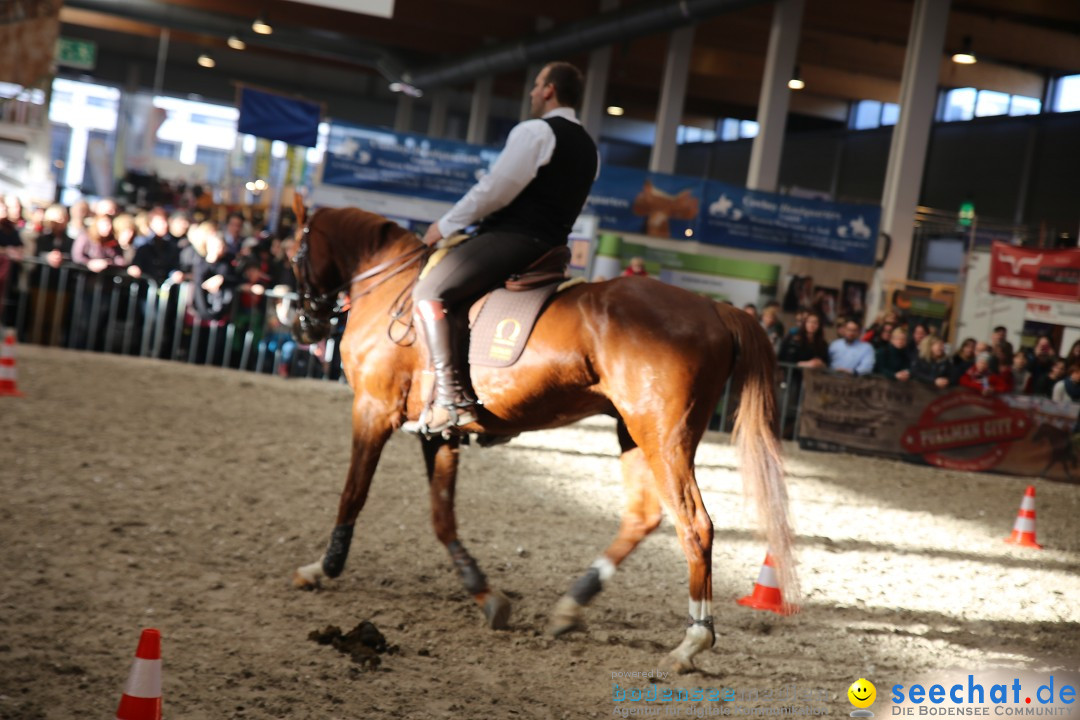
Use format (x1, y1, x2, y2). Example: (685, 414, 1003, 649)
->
(292, 220, 431, 347)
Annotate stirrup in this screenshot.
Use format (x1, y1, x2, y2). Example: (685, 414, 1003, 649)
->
(401, 401, 478, 438)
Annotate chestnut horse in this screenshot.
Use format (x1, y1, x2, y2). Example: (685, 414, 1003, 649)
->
(288, 201, 798, 673)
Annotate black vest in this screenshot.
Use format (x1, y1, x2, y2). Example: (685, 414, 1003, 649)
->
(478, 116, 598, 246)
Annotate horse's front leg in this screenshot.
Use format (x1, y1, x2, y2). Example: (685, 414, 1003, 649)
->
(422, 434, 511, 629)
(293, 401, 393, 589)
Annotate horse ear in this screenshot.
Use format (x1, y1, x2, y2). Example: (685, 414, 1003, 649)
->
(292, 191, 307, 228)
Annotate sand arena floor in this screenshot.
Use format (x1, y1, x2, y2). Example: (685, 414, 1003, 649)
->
(1, 346, 1077, 719)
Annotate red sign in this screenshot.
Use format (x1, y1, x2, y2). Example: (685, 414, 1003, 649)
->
(901, 392, 1031, 471)
(990, 241, 1080, 302)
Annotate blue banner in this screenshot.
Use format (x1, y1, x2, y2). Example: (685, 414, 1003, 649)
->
(585, 166, 703, 239)
(322, 122, 499, 203)
(699, 181, 880, 265)
(238, 87, 321, 148)
(319, 121, 880, 266)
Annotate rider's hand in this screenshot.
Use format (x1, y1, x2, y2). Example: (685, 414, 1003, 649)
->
(421, 223, 443, 247)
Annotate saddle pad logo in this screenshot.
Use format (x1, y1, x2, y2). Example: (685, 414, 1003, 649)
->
(489, 319, 522, 361)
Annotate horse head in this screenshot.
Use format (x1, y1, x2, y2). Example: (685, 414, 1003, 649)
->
(289, 194, 339, 345)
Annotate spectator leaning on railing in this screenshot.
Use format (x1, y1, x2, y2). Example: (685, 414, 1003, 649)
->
(1051, 363, 1080, 404)
(1031, 358, 1066, 398)
(875, 325, 912, 381)
(911, 337, 951, 389)
(778, 310, 829, 369)
(948, 338, 976, 386)
(959, 352, 1012, 395)
(829, 319, 875, 376)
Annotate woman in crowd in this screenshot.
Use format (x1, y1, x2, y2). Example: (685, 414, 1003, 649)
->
(1011, 351, 1033, 394)
(907, 323, 929, 364)
(778, 310, 829, 368)
(948, 338, 977, 385)
(72, 211, 126, 272)
(911, 337, 950, 389)
(875, 326, 911, 381)
(760, 302, 785, 353)
(960, 352, 1012, 395)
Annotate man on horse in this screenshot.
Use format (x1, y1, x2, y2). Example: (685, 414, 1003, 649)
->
(406, 61, 599, 436)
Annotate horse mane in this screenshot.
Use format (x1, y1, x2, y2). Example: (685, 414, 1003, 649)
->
(315, 206, 418, 261)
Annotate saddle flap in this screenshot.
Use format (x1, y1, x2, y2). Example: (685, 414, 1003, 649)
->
(468, 284, 561, 369)
(504, 245, 571, 292)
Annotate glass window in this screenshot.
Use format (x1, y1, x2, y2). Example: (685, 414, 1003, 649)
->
(974, 90, 1010, 117)
(853, 100, 882, 129)
(1009, 95, 1041, 116)
(739, 120, 759, 139)
(881, 102, 900, 126)
(194, 146, 228, 185)
(1053, 74, 1080, 112)
(719, 118, 740, 141)
(154, 140, 179, 159)
(942, 87, 976, 122)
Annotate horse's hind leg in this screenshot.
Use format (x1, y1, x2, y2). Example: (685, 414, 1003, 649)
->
(422, 435, 510, 629)
(549, 420, 662, 636)
(293, 403, 392, 589)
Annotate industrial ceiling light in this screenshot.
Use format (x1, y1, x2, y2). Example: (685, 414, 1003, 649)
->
(606, 105, 625, 116)
(952, 36, 977, 64)
(227, 35, 246, 50)
(252, 14, 273, 35)
(788, 65, 805, 90)
(197, 54, 216, 68)
(389, 81, 423, 98)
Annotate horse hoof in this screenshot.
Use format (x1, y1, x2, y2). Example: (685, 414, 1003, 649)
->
(483, 590, 512, 630)
(548, 595, 586, 637)
(293, 560, 325, 590)
(660, 652, 696, 675)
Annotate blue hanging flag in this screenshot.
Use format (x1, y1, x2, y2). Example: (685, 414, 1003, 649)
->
(237, 86, 321, 147)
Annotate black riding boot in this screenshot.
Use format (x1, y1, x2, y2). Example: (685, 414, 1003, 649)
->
(404, 300, 477, 436)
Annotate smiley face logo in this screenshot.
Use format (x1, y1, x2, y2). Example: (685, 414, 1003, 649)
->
(848, 678, 877, 709)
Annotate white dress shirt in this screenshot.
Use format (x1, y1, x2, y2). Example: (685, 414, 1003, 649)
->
(436, 107, 600, 238)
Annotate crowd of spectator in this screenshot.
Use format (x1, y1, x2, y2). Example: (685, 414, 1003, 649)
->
(0, 192, 314, 377)
(743, 303, 1080, 408)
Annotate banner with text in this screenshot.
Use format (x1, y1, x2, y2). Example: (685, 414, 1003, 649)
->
(318, 122, 880, 265)
(990, 241, 1080, 302)
(798, 371, 1079, 484)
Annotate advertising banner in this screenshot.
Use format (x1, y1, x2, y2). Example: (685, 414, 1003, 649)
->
(990, 241, 1080, 302)
(798, 371, 1080, 483)
(238, 86, 321, 148)
(322, 122, 498, 205)
(700, 181, 879, 265)
(318, 122, 880, 264)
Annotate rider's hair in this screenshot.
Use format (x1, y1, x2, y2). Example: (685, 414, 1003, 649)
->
(543, 62, 585, 109)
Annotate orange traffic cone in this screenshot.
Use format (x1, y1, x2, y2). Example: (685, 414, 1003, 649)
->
(116, 629, 162, 720)
(1004, 485, 1042, 549)
(737, 552, 797, 615)
(0, 329, 23, 397)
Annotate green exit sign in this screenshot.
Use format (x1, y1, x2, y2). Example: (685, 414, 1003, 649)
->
(958, 201, 975, 228)
(56, 37, 96, 70)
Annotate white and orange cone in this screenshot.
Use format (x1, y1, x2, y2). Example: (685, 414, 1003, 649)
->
(0, 329, 23, 397)
(1004, 485, 1042, 549)
(736, 552, 797, 616)
(116, 628, 162, 720)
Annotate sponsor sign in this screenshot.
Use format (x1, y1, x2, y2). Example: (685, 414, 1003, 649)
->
(990, 241, 1080, 302)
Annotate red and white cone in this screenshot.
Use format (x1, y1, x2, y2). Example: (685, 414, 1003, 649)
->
(0, 329, 23, 397)
(1004, 485, 1042, 549)
(736, 552, 797, 615)
(116, 629, 162, 720)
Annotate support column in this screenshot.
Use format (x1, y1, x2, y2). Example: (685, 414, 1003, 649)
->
(649, 25, 695, 174)
(466, 75, 493, 145)
(580, 0, 619, 140)
(394, 95, 414, 133)
(746, 0, 805, 192)
(427, 89, 449, 138)
(874, 0, 951, 304)
(519, 18, 556, 122)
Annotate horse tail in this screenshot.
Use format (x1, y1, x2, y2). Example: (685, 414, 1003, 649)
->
(721, 305, 800, 610)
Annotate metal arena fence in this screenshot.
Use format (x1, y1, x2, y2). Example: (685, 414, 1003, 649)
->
(0, 256, 807, 437)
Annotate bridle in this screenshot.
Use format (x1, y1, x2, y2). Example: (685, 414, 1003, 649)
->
(291, 214, 431, 345)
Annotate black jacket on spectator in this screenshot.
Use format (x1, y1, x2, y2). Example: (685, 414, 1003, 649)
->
(1031, 372, 1061, 398)
(875, 344, 910, 378)
(911, 357, 950, 385)
(190, 252, 240, 322)
(0, 219, 20, 248)
(35, 231, 73, 257)
(948, 356, 974, 385)
(778, 334, 829, 365)
(132, 237, 181, 285)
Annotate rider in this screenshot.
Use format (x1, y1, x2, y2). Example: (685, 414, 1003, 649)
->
(406, 61, 599, 436)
